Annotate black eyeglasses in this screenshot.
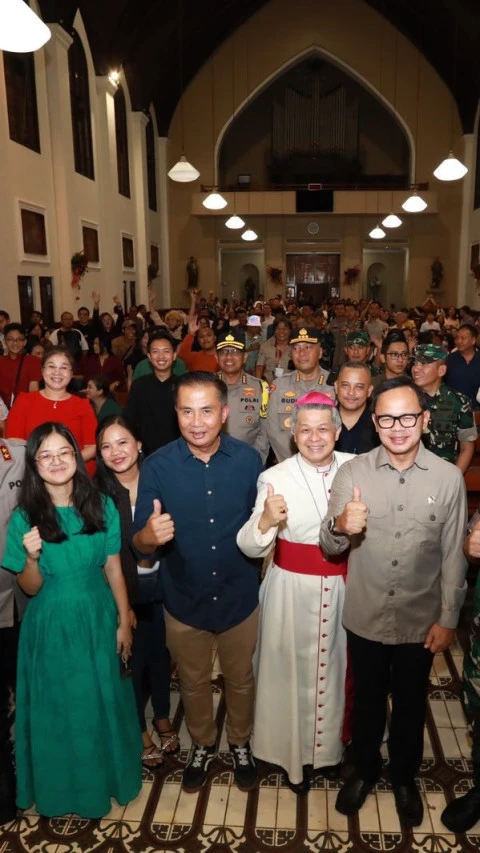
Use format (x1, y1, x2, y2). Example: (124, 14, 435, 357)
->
(375, 412, 423, 429)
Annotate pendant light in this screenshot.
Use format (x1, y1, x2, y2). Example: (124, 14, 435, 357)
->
(381, 37, 402, 229)
(242, 228, 258, 241)
(168, 0, 200, 183)
(225, 214, 245, 229)
(433, 21, 467, 182)
(382, 213, 402, 228)
(402, 23, 427, 212)
(369, 225, 386, 240)
(0, 0, 51, 52)
(203, 56, 227, 209)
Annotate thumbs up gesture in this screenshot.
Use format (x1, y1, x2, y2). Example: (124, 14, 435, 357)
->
(258, 483, 288, 534)
(145, 499, 175, 546)
(23, 526, 42, 560)
(334, 486, 368, 536)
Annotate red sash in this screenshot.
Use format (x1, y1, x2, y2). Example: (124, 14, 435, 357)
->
(274, 538, 347, 577)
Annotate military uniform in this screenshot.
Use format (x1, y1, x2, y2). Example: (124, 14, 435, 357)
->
(267, 369, 335, 462)
(218, 371, 270, 463)
(422, 384, 477, 463)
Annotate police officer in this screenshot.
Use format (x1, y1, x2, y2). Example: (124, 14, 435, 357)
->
(266, 327, 335, 462)
(217, 331, 270, 463)
(411, 343, 477, 474)
(0, 438, 26, 824)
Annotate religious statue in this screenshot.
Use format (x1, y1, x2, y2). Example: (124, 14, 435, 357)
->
(431, 257, 444, 289)
(186, 256, 199, 289)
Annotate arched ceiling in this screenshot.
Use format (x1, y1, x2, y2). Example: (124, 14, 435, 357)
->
(38, 0, 480, 134)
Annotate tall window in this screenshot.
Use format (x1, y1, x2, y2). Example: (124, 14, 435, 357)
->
(115, 86, 130, 197)
(146, 115, 157, 211)
(68, 29, 94, 180)
(3, 50, 40, 151)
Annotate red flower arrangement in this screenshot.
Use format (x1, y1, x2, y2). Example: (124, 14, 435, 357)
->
(71, 251, 89, 290)
(266, 265, 283, 284)
(343, 264, 361, 287)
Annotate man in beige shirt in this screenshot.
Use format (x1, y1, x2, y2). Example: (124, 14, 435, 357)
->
(320, 375, 467, 829)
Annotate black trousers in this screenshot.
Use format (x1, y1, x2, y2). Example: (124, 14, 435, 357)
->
(0, 621, 19, 823)
(131, 574, 171, 733)
(347, 630, 433, 786)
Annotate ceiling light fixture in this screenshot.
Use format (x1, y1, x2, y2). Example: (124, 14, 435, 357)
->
(202, 191, 227, 210)
(369, 225, 386, 240)
(402, 189, 427, 213)
(382, 213, 402, 228)
(168, 0, 200, 183)
(241, 228, 258, 241)
(0, 0, 51, 52)
(433, 21, 467, 182)
(225, 214, 245, 229)
(108, 70, 120, 87)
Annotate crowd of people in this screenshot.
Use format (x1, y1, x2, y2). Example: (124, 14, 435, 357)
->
(2, 287, 480, 835)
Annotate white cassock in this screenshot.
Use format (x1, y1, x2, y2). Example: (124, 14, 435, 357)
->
(237, 451, 354, 784)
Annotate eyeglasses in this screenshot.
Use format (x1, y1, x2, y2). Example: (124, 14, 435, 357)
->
(44, 365, 72, 373)
(375, 412, 423, 429)
(35, 449, 76, 466)
(385, 351, 409, 360)
(5, 336, 25, 343)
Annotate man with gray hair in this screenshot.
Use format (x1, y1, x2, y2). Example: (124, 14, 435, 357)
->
(238, 392, 354, 794)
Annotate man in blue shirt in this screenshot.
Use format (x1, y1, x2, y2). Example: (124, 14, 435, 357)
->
(133, 372, 263, 793)
(446, 324, 480, 408)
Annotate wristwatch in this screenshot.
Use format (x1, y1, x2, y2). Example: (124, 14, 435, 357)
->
(327, 516, 346, 537)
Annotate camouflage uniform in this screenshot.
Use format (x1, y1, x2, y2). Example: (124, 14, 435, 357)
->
(266, 369, 334, 462)
(422, 384, 477, 463)
(462, 509, 480, 779)
(218, 371, 270, 463)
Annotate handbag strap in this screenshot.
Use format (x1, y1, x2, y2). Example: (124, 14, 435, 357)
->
(10, 353, 27, 407)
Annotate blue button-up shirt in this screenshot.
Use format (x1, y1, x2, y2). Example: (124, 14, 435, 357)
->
(446, 349, 480, 407)
(133, 434, 263, 632)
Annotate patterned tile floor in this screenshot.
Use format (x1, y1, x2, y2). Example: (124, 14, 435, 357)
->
(2, 638, 480, 853)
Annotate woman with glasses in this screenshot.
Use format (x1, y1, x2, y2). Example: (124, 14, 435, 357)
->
(95, 416, 180, 767)
(5, 347, 97, 473)
(2, 422, 142, 817)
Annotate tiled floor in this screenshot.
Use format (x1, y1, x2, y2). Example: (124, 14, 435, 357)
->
(2, 638, 480, 853)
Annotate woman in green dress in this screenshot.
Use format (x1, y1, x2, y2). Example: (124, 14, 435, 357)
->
(2, 422, 142, 818)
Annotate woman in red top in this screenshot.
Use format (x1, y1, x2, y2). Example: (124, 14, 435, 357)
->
(82, 337, 124, 389)
(6, 347, 97, 473)
(177, 323, 218, 373)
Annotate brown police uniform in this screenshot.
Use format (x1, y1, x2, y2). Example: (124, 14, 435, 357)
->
(218, 371, 270, 463)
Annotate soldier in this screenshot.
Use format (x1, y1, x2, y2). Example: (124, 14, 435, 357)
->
(411, 343, 477, 474)
(266, 327, 335, 462)
(328, 330, 379, 383)
(217, 331, 270, 463)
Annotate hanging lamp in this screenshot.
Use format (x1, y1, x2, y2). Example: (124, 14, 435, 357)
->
(433, 22, 467, 182)
(0, 0, 51, 52)
(168, 0, 200, 183)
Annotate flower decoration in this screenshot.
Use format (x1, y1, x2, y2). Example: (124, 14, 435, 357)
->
(266, 265, 283, 284)
(71, 251, 89, 290)
(343, 264, 361, 287)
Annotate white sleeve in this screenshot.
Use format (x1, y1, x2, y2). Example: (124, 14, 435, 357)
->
(237, 472, 278, 558)
(78, 331, 89, 351)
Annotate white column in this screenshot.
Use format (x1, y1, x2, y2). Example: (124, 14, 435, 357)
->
(130, 111, 150, 307)
(95, 76, 122, 304)
(157, 137, 171, 308)
(457, 133, 475, 305)
(44, 24, 74, 314)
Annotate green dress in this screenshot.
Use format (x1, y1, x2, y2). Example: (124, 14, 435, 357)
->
(3, 497, 142, 818)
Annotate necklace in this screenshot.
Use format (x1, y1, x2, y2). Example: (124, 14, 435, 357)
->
(296, 454, 338, 520)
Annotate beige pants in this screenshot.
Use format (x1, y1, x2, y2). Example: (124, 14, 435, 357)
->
(165, 607, 259, 747)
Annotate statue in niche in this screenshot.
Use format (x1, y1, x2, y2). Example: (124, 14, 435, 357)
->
(186, 256, 199, 289)
(430, 257, 444, 289)
(244, 277, 256, 306)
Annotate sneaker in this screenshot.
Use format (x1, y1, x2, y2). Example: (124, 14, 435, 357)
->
(229, 742, 258, 791)
(182, 743, 217, 792)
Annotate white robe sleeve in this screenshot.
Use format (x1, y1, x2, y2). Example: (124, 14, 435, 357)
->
(237, 471, 279, 558)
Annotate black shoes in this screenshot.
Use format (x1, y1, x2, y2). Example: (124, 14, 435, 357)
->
(336, 775, 373, 815)
(286, 766, 310, 795)
(229, 742, 258, 791)
(393, 783, 424, 827)
(442, 785, 480, 833)
(182, 743, 217, 792)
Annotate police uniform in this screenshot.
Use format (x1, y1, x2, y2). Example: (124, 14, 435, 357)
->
(266, 328, 335, 462)
(218, 370, 270, 463)
(217, 332, 270, 463)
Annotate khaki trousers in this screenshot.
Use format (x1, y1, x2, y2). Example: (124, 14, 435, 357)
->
(165, 607, 258, 747)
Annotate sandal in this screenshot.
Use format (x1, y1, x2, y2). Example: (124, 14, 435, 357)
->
(153, 722, 181, 755)
(141, 743, 164, 767)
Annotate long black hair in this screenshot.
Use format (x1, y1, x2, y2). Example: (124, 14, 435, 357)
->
(19, 422, 106, 542)
(94, 415, 142, 502)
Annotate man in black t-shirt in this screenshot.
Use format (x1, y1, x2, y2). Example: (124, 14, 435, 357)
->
(335, 361, 379, 454)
